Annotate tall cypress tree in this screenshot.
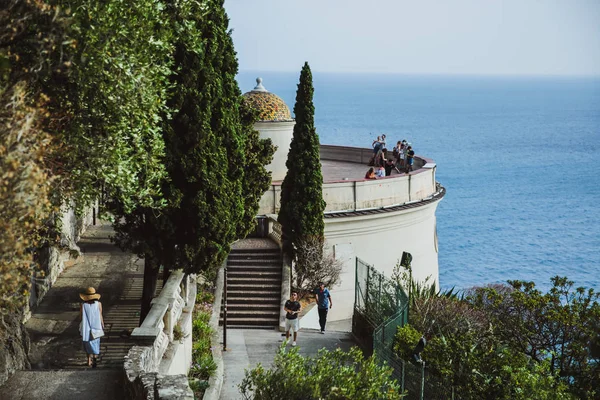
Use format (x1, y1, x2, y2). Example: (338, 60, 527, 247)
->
(278, 62, 326, 260)
(162, 0, 245, 276)
(113, 0, 272, 320)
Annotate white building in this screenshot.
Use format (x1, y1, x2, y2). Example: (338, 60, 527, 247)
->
(242, 79, 445, 323)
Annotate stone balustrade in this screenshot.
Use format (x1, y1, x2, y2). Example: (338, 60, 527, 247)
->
(266, 214, 283, 248)
(258, 144, 438, 215)
(124, 270, 196, 400)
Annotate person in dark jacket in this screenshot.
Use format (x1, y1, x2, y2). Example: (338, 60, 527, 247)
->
(315, 282, 333, 334)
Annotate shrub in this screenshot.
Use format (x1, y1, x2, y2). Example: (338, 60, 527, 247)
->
(189, 288, 216, 381)
(239, 346, 403, 399)
(292, 236, 342, 300)
(393, 325, 422, 361)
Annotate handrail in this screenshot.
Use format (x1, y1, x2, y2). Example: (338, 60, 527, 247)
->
(131, 270, 188, 341)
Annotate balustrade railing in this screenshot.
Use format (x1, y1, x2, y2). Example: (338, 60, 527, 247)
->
(125, 270, 196, 398)
(266, 213, 283, 248)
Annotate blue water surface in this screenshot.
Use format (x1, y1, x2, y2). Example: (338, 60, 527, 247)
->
(238, 72, 600, 292)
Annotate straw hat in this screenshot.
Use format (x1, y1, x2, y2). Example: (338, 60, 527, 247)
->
(80, 287, 101, 301)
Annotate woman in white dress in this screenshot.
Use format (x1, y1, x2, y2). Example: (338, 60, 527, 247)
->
(79, 287, 105, 367)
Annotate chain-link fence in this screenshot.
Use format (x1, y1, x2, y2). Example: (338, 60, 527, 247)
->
(354, 257, 457, 399)
(354, 258, 408, 327)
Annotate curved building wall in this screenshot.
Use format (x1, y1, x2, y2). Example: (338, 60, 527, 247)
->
(323, 201, 440, 322)
(257, 144, 444, 324)
(256, 121, 294, 182)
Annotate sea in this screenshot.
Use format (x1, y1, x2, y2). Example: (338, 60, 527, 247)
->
(237, 71, 600, 292)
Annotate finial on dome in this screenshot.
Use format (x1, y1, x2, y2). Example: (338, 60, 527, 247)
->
(252, 77, 268, 92)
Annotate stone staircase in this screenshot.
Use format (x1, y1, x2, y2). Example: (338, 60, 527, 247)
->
(221, 240, 282, 329)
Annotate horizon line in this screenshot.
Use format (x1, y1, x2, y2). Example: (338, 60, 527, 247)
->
(237, 69, 600, 78)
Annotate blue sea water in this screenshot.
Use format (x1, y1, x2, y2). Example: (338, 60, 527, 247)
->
(238, 71, 600, 292)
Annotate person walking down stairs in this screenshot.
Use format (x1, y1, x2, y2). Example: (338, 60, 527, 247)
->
(79, 287, 105, 368)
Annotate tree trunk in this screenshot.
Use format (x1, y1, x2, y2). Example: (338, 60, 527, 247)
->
(162, 264, 172, 285)
(139, 254, 159, 324)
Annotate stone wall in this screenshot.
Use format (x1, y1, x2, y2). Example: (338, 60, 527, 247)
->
(26, 203, 95, 322)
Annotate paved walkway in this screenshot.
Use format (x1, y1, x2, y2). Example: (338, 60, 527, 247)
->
(219, 327, 357, 400)
(0, 222, 145, 400)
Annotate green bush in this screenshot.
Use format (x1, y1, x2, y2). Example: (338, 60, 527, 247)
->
(392, 325, 422, 361)
(189, 290, 216, 381)
(239, 346, 404, 400)
(196, 290, 215, 304)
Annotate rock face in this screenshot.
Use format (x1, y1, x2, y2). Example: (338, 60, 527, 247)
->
(0, 313, 30, 387)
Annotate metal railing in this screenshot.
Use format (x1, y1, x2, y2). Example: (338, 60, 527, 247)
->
(353, 257, 455, 399)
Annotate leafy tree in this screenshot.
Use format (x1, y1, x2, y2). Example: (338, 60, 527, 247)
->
(470, 277, 600, 399)
(113, 0, 272, 319)
(239, 346, 403, 399)
(47, 0, 172, 214)
(278, 62, 326, 268)
(0, 0, 66, 312)
(392, 277, 597, 399)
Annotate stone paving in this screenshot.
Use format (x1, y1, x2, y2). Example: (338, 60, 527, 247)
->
(320, 159, 406, 181)
(0, 222, 146, 400)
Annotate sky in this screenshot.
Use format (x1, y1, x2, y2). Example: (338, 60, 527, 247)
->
(224, 0, 600, 76)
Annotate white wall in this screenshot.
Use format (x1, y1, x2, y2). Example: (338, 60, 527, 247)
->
(324, 200, 441, 322)
(256, 121, 294, 182)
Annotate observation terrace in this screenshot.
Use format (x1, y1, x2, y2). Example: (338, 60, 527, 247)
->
(258, 144, 446, 217)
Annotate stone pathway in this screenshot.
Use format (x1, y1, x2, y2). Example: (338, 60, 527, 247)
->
(219, 328, 357, 400)
(0, 222, 146, 400)
(0, 370, 123, 400)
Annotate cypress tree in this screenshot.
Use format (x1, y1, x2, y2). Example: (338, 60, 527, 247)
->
(113, 0, 272, 319)
(162, 0, 245, 276)
(278, 62, 326, 260)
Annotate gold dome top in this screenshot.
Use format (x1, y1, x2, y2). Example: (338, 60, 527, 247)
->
(242, 78, 292, 122)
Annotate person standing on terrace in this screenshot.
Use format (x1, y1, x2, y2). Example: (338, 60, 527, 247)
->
(372, 135, 383, 154)
(406, 146, 415, 172)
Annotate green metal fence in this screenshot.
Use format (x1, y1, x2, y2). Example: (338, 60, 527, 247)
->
(354, 257, 409, 328)
(354, 257, 456, 400)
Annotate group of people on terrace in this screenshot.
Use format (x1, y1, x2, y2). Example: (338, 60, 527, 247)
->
(365, 134, 415, 179)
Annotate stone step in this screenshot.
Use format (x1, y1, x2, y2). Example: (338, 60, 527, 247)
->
(219, 317, 278, 326)
(228, 253, 281, 261)
(229, 248, 280, 255)
(227, 268, 281, 276)
(220, 310, 279, 318)
(226, 264, 281, 272)
(226, 289, 280, 298)
(227, 259, 281, 266)
(226, 283, 281, 290)
(227, 276, 281, 284)
(222, 303, 279, 310)
(220, 325, 278, 330)
(226, 296, 281, 304)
